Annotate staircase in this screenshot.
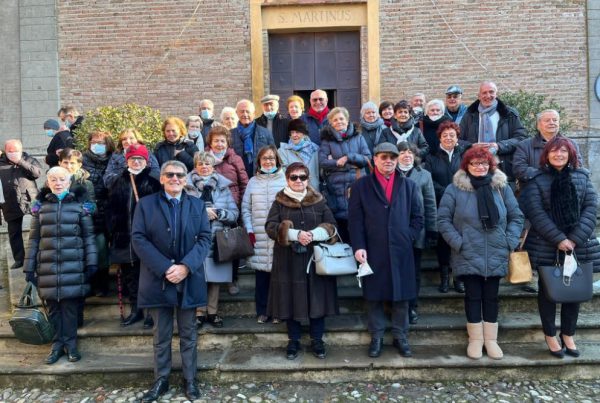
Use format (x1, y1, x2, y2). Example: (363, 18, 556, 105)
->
(1, 232, 600, 388)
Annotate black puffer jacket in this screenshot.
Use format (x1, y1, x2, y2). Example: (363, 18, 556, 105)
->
(423, 145, 466, 204)
(83, 151, 111, 233)
(520, 168, 600, 270)
(154, 138, 199, 172)
(0, 152, 42, 221)
(256, 113, 291, 147)
(24, 185, 98, 301)
(390, 118, 430, 158)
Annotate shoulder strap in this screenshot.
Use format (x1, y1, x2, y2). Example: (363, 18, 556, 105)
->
(129, 174, 140, 202)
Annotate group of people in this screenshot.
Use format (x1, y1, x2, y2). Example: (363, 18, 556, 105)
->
(1, 80, 598, 402)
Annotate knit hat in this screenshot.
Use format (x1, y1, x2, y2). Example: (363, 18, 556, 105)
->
(43, 119, 60, 130)
(125, 144, 149, 162)
(287, 118, 308, 135)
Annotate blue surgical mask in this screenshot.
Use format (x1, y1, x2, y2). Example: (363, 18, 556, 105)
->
(90, 143, 107, 155)
(45, 129, 55, 137)
(188, 130, 201, 139)
(260, 166, 277, 174)
(200, 110, 212, 120)
(264, 111, 277, 120)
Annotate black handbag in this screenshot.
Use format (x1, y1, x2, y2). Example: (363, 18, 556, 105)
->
(538, 251, 593, 304)
(214, 226, 255, 263)
(9, 282, 55, 345)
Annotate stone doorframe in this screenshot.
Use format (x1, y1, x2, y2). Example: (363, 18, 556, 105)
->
(249, 0, 379, 107)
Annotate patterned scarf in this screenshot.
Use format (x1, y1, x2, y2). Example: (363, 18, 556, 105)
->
(478, 100, 498, 143)
(285, 136, 319, 164)
(237, 121, 256, 163)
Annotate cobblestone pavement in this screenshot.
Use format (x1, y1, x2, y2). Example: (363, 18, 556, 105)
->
(1, 379, 599, 402)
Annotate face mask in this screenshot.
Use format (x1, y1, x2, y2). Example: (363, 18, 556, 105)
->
(90, 143, 107, 155)
(188, 130, 201, 139)
(264, 111, 277, 120)
(6, 152, 21, 162)
(128, 167, 144, 175)
(45, 129, 55, 137)
(398, 162, 414, 172)
(429, 114, 443, 122)
(66, 120, 73, 129)
(200, 110, 212, 120)
(413, 107, 423, 115)
(261, 166, 277, 174)
(56, 190, 69, 201)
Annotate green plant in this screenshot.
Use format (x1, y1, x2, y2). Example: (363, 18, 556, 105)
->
(73, 104, 164, 150)
(501, 90, 572, 136)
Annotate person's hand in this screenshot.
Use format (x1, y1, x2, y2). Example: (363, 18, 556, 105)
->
(558, 239, 576, 252)
(206, 208, 218, 221)
(298, 230, 313, 246)
(354, 249, 367, 264)
(336, 156, 348, 167)
(248, 232, 256, 247)
(165, 264, 189, 284)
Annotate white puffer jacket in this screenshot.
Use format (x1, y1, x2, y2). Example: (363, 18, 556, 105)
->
(241, 169, 287, 271)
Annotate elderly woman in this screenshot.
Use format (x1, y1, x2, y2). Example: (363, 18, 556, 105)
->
(424, 121, 468, 293)
(378, 101, 395, 128)
(242, 145, 287, 323)
(185, 152, 239, 328)
(438, 147, 523, 360)
(319, 106, 371, 241)
(154, 117, 199, 172)
(24, 166, 97, 364)
(278, 119, 320, 189)
(287, 95, 304, 120)
(220, 107, 239, 131)
(520, 137, 598, 358)
(390, 100, 429, 158)
(266, 162, 338, 360)
(396, 142, 437, 325)
(107, 145, 160, 328)
(422, 99, 451, 155)
(359, 101, 396, 156)
(186, 116, 204, 149)
(103, 128, 160, 188)
(82, 130, 115, 298)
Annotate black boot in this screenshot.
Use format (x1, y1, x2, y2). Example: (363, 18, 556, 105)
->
(121, 304, 144, 327)
(438, 266, 449, 293)
(453, 277, 465, 293)
(143, 312, 154, 329)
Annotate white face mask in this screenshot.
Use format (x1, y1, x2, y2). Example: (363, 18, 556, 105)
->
(128, 167, 144, 175)
(6, 152, 22, 162)
(429, 114, 443, 122)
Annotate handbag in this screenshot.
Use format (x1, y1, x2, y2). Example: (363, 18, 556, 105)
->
(506, 227, 533, 284)
(309, 229, 358, 276)
(204, 258, 233, 283)
(538, 250, 593, 303)
(214, 226, 255, 263)
(9, 282, 55, 345)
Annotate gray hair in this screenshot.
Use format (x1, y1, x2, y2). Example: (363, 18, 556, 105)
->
(327, 106, 349, 122)
(425, 99, 446, 115)
(47, 166, 72, 181)
(360, 101, 379, 118)
(4, 139, 23, 151)
(220, 106, 237, 121)
(536, 109, 560, 123)
(193, 151, 216, 167)
(199, 99, 214, 109)
(236, 99, 255, 114)
(186, 115, 203, 128)
(160, 160, 188, 176)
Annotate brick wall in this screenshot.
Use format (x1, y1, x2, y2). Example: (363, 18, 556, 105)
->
(379, 0, 587, 128)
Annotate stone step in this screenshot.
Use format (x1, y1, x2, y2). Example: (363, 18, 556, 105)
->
(1, 341, 600, 388)
(2, 312, 600, 354)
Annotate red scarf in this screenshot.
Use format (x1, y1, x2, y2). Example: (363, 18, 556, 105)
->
(383, 118, 392, 128)
(308, 106, 330, 124)
(374, 168, 396, 203)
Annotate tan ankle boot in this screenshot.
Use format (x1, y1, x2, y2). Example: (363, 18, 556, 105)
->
(466, 322, 483, 359)
(483, 321, 503, 359)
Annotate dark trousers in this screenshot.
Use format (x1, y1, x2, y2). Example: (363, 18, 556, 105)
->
(90, 233, 110, 294)
(463, 275, 501, 323)
(149, 305, 198, 382)
(336, 219, 349, 245)
(366, 300, 409, 340)
(538, 276, 580, 336)
(286, 317, 325, 341)
(7, 216, 24, 263)
(47, 298, 79, 352)
(121, 261, 141, 304)
(255, 270, 271, 316)
(436, 234, 451, 267)
(409, 248, 422, 310)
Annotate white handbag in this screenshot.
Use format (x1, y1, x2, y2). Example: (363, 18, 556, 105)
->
(307, 230, 358, 276)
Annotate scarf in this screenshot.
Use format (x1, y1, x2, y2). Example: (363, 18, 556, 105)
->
(361, 117, 386, 145)
(190, 171, 217, 204)
(374, 168, 396, 203)
(283, 186, 307, 202)
(549, 166, 580, 232)
(237, 121, 256, 163)
(308, 106, 330, 124)
(468, 172, 499, 230)
(209, 149, 226, 164)
(391, 118, 415, 143)
(383, 118, 392, 128)
(286, 137, 319, 164)
(478, 100, 498, 143)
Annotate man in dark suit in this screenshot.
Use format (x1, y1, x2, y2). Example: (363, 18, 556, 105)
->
(132, 160, 211, 402)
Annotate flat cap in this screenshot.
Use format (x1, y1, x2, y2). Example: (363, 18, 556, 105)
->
(373, 142, 400, 156)
(260, 94, 280, 103)
(445, 85, 463, 95)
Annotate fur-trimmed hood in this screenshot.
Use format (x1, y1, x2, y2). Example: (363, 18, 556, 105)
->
(275, 186, 323, 208)
(466, 98, 516, 118)
(320, 122, 358, 142)
(452, 169, 508, 192)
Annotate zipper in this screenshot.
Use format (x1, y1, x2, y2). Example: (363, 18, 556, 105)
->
(484, 231, 488, 279)
(56, 200, 62, 302)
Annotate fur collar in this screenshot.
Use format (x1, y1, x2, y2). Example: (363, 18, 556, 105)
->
(36, 183, 89, 203)
(320, 122, 357, 142)
(466, 98, 513, 118)
(452, 169, 507, 192)
(275, 186, 323, 208)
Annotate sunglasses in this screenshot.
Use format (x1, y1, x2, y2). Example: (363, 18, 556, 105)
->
(469, 162, 489, 168)
(311, 98, 325, 102)
(289, 174, 308, 182)
(162, 172, 186, 179)
(377, 154, 397, 161)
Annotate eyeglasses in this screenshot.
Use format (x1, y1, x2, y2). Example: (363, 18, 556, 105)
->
(469, 161, 490, 168)
(129, 157, 145, 161)
(162, 172, 186, 178)
(260, 157, 276, 161)
(377, 154, 397, 161)
(289, 174, 308, 182)
(197, 162, 213, 166)
(311, 98, 325, 102)
(446, 94, 460, 99)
